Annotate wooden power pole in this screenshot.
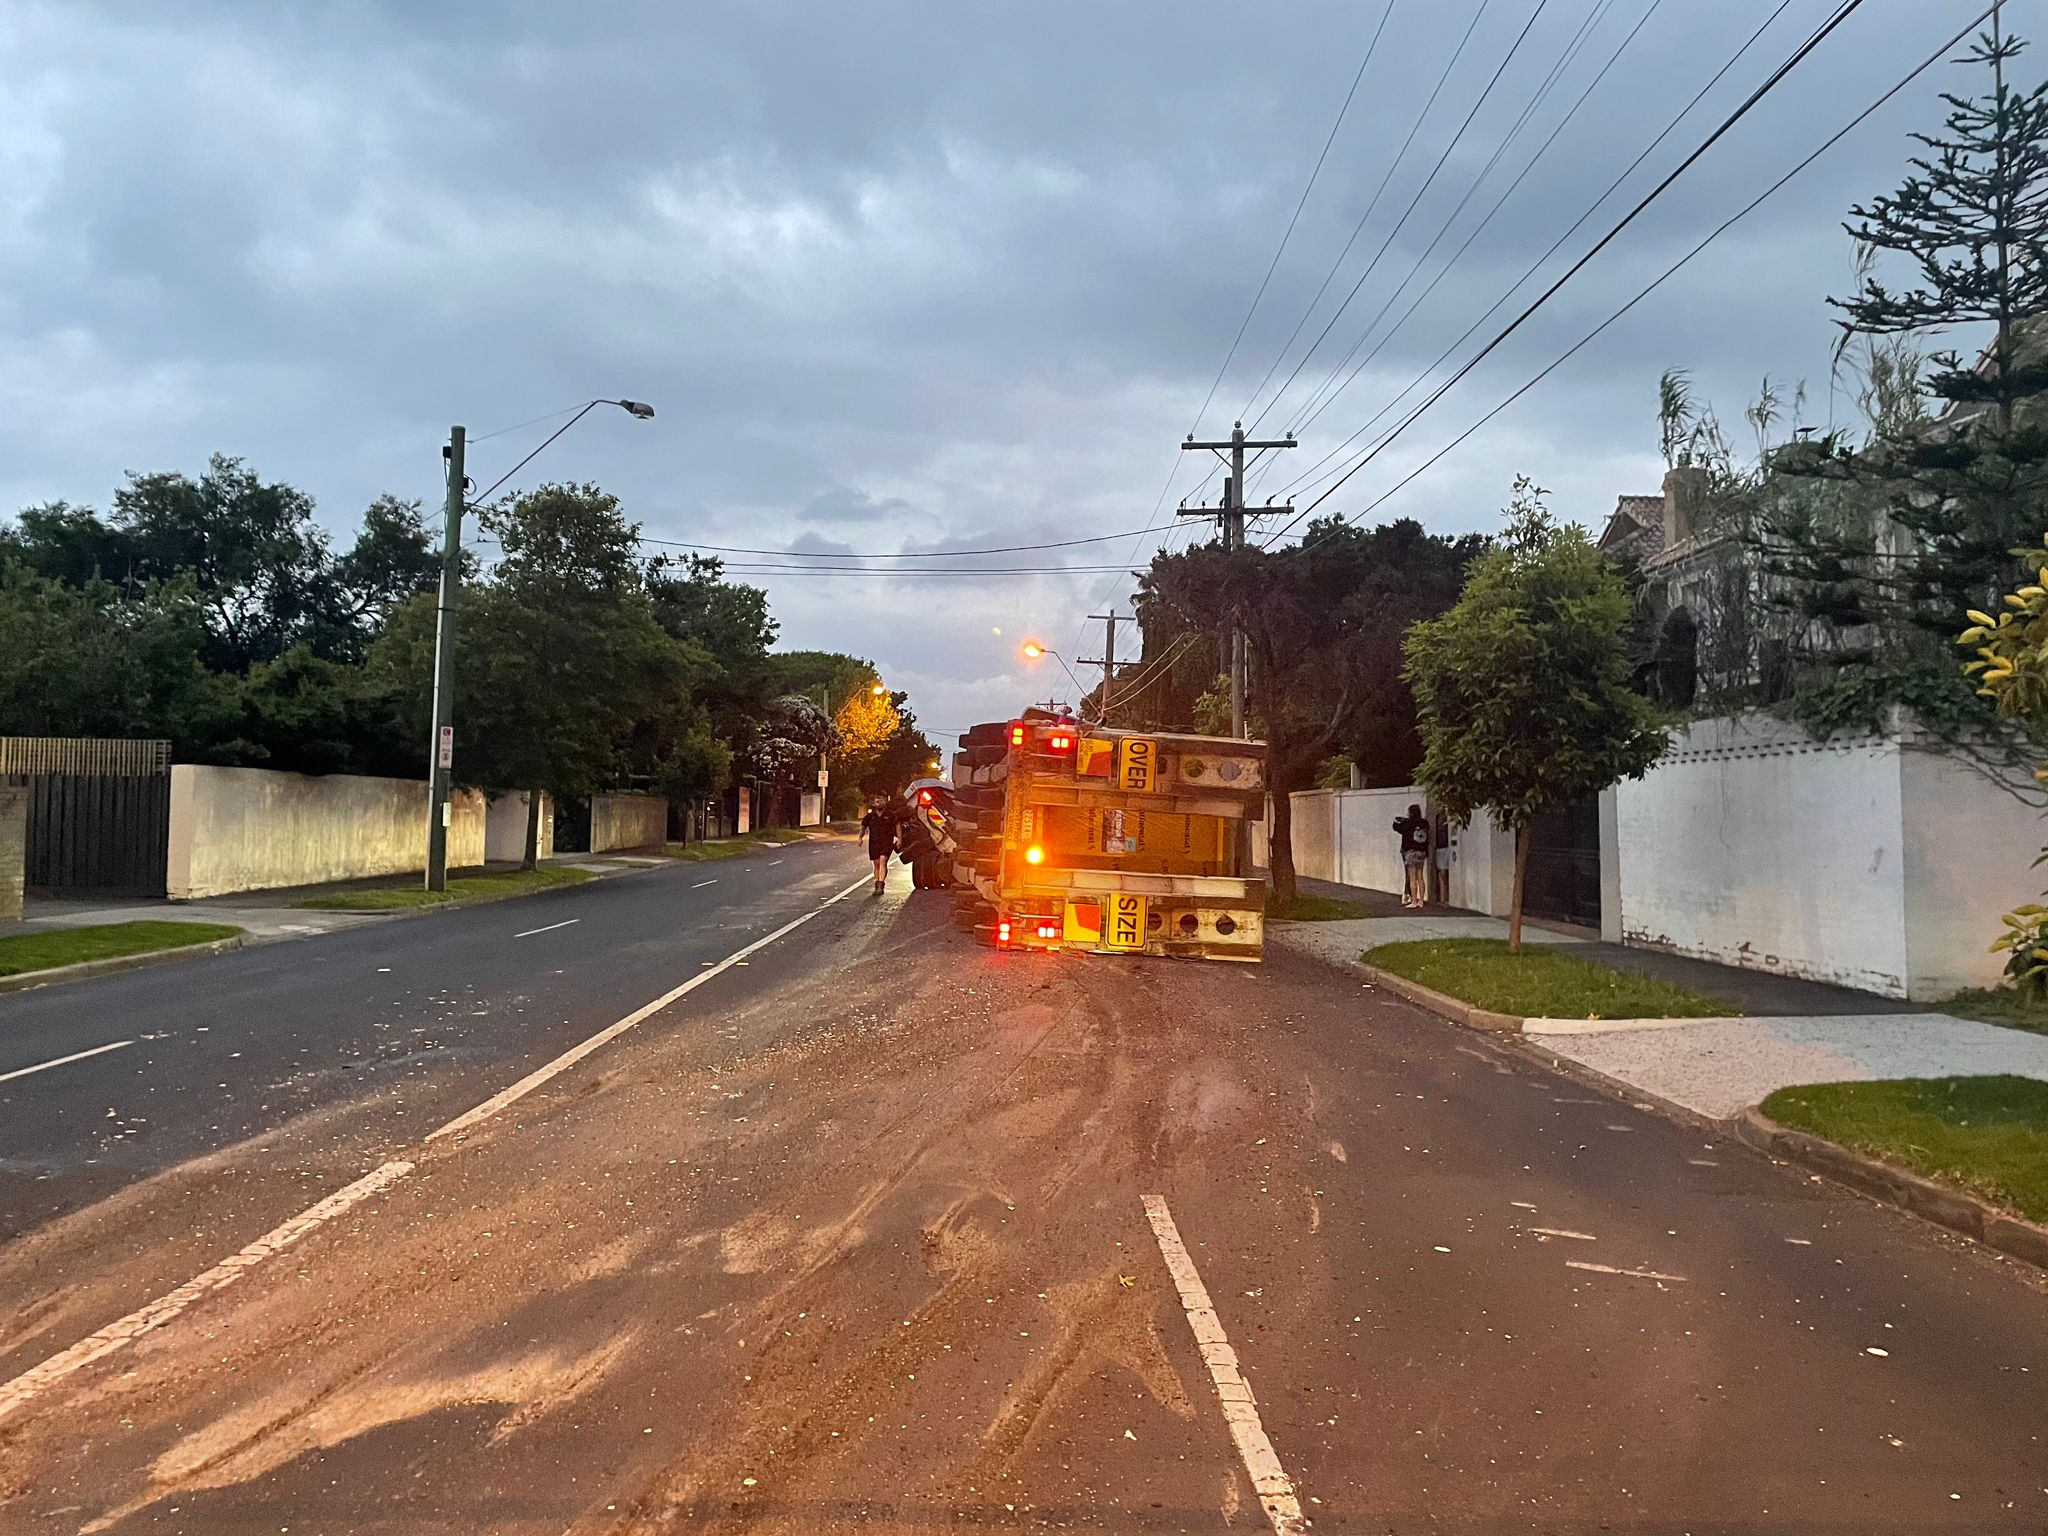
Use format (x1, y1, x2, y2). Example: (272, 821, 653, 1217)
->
(1080, 609, 1132, 724)
(1176, 422, 1295, 738)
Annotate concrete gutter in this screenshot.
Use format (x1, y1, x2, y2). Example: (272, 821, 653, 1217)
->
(1731, 1108, 2048, 1273)
(0, 934, 246, 996)
(1349, 955, 2048, 1277)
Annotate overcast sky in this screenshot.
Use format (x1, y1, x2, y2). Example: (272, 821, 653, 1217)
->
(0, 0, 2006, 739)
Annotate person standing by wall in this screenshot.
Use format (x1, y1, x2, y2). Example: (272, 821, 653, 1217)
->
(1392, 802, 1431, 910)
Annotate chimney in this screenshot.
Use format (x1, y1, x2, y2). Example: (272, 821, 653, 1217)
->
(1662, 466, 1707, 548)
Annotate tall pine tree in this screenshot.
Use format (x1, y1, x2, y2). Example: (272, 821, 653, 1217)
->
(1756, 13, 2048, 736)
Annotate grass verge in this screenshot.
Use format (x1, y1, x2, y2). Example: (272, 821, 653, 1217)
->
(662, 828, 814, 862)
(294, 865, 593, 911)
(1761, 1075, 2048, 1223)
(0, 920, 243, 979)
(1362, 937, 1732, 1020)
(1940, 987, 2048, 1037)
(1267, 894, 1380, 921)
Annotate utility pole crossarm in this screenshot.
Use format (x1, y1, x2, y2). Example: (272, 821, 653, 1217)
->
(1177, 503, 1294, 518)
(1181, 437, 1297, 451)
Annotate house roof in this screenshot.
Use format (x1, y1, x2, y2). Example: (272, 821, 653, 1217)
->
(1596, 494, 1664, 554)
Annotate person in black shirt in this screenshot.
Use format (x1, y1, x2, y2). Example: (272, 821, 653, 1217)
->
(860, 798, 896, 893)
(1392, 803, 1431, 910)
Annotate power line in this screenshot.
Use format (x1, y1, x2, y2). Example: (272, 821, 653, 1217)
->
(1263, 0, 1872, 546)
(1245, 0, 1556, 436)
(1061, 7, 1398, 668)
(634, 530, 1159, 559)
(1272, 0, 1796, 505)
(1184, 0, 1397, 442)
(468, 403, 586, 445)
(1280, 0, 1995, 548)
(1280, 0, 1642, 443)
(1234, 1, 1499, 430)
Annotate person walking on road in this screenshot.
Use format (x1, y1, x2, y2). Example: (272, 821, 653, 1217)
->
(1393, 803, 1431, 910)
(860, 797, 896, 893)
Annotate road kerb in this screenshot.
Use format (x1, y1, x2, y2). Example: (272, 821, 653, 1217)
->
(1355, 961, 1523, 1032)
(1731, 1108, 2048, 1274)
(0, 934, 246, 997)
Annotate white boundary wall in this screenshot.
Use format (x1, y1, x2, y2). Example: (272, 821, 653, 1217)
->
(1274, 787, 1516, 916)
(167, 766, 486, 899)
(591, 794, 667, 852)
(485, 792, 555, 863)
(1608, 713, 2045, 1000)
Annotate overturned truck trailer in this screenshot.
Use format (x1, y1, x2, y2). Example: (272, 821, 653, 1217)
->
(942, 713, 1267, 961)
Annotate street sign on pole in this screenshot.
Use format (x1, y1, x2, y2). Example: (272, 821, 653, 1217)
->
(817, 767, 830, 789)
(438, 726, 454, 770)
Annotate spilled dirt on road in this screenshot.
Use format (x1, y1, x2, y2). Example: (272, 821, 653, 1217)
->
(0, 908, 1300, 1533)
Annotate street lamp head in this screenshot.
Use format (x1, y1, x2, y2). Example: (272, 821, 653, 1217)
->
(870, 682, 887, 696)
(1021, 641, 1046, 660)
(614, 399, 656, 420)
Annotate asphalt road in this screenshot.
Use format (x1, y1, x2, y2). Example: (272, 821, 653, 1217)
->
(2, 852, 2045, 1533)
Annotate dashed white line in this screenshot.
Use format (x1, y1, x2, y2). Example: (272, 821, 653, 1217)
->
(690, 879, 719, 890)
(0, 1159, 414, 1425)
(1142, 1194, 1306, 1535)
(0, 874, 872, 1426)
(0, 1039, 134, 1084)
(512, 918, 580, 938)
(428, 875, 870, 1143)
(1529, 1227, 1597, 1242)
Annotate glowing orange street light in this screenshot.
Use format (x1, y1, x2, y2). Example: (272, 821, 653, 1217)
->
(1021, 641, 1045, 660)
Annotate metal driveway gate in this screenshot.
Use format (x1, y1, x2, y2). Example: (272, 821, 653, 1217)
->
(1522, 796, 1601, 929)
(0, 738, 172, 899)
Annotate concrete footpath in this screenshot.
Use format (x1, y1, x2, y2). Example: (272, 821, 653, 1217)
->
(1271, 877, 2048, 1121)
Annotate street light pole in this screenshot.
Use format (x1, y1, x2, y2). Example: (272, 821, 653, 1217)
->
(424, 425, 466, 891)
(421, 397, 654, 889)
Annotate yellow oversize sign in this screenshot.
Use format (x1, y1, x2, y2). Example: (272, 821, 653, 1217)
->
(1116, 736, 1157, 793)
(1105, 892, 1146, 950)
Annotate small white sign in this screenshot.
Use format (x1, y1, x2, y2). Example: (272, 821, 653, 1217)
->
(817, 767, 829, 788)
(438, 725, 454, 769)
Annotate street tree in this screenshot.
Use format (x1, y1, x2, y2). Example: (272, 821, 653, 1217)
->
(1140, 516, 1484, 903)
(374, 482, 698, 866)
(1404, 479, 1673, 950)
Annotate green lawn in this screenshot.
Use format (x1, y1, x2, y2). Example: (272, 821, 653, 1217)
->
(0, 920, 243, 979)
(1267, 894, 1380, 921)
(1940, 987, 2048, 1037)
(294, 865, 592, 911)
(1362, 937, 1733, 1019)
(1761, 1076, 2048, 1223)
(663, 828, 814, 861)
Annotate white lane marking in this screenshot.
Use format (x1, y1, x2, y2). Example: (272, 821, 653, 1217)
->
(0, 1039, 135, 1084)
(1141, 1195, 1305, 1536)
(0, 875, 870, 1426)
(0, 1159, 413, 1426)
(513, 918, 579, 939)
(428, 875, 871, 1143)
(1529, 1227, 1596, 1242)
(768, 859, 783, 866)
(690, 879, 719, 890)
(1566, 1260, 1687, 1283)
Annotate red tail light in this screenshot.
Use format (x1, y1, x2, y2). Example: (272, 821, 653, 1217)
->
(917, 789, 933, 805)
(1008, 723, 1026, 748)
(1047, 731, 1074, 752)
(995, 919, 1012, 946)
(1036, 922, 1059, 940)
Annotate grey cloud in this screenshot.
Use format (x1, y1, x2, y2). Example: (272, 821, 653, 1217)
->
(0, 0, 2008, 728)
